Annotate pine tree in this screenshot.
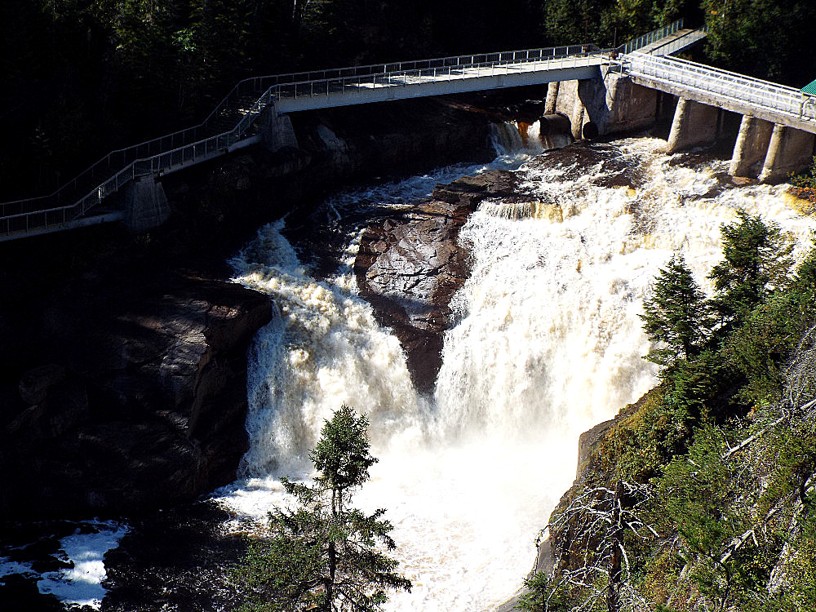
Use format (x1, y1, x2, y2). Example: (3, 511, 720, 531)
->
(235, 405, 411, 611)
(709, 211, 793, 332)
(641, 254, 712, 367)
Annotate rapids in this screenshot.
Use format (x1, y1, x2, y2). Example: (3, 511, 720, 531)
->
(216, 135, 816, 610)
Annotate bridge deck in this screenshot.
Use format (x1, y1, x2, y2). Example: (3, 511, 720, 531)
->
(626, 52, 816, 134)
(1, 20, 707, 242)
(274, 54, 604, 113)
(637, 28, 708, 57)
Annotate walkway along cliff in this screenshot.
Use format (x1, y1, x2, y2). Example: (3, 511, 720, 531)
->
(0, 20, 724, 242)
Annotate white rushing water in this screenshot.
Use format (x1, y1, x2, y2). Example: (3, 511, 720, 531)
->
(216, 136, 816, 610)
(0, 521, 128, 610)
(37, 523, 129, 608)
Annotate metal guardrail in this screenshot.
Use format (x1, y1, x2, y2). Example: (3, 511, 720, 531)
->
(0, 44, 604, 240)
(643, 27, 708, 58)
(625, 52, 816, 124)
(269, 45, 603, 105)
(619, 19, 684, 55)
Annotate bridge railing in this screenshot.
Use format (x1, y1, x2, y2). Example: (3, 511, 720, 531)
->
(231, 45, 603, 93)
(0, 44, 603, 239)
(626, 52, 816, 123)
(0, 76, 267, 221)
(619, 19, 684, 55)
(267, 45, 604, 104)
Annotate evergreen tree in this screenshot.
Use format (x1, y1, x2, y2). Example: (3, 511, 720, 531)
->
(235, 405, 411, 611)
(701, 0, 816, 85)
(709, 211, 793, 332)
(641, 254, 712, 367)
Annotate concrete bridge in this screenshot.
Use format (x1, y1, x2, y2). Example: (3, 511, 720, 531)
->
(4, 19, 811, 242)
(624, 52, 816, 181)
(0, 44, 608, 242)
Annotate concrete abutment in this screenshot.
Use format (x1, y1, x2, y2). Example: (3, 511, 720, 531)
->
(122, 176, 170, 232)
(548, 69, 662, 140)
(759, 124, 816, 183)
(260, 107, 299, 152)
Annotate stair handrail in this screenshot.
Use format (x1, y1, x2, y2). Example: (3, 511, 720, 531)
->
(618, 18, 684, 55)
(1, 43, 603, 238)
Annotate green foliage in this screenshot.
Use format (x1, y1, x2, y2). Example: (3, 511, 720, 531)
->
(516, 572, 572, 611)
(641, 254, 712, 367)
(701, 0, 816, 84)
(723, 291, 810, 406)
(658, 427, 738, 556)
(311, 404, 377, 498)
(234, 406, 411, 611)
(709, 211, 793, 331)
(790, 157, 816, 189)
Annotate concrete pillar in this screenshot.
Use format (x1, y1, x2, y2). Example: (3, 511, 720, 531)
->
(592, 71, 659, 137)
(666, 98, 720, 153)
(545, 81, 560, 115)
(122, 176, 170, 232)
(552, 80, 587, 140)
(569, 99, 586, 141)
(729, 116, 774, 178)
(261, 107, 299, 152)
(759, 125, 816, 183)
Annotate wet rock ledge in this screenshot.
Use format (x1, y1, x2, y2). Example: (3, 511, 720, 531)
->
(355, 170, 520, 393)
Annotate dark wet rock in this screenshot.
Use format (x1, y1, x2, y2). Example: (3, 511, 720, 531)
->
(102, 501, 245, 612)
(526, 142, 644, 189)
(355, 170, 518, 393)
(0, 262, 272, 520)
(0, 574, 63, 612)
(432, 170, 520, 205)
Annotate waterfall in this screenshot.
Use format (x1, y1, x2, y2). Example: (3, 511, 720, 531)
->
(217, 137, 816, 610)
(490, 120, 573, 156)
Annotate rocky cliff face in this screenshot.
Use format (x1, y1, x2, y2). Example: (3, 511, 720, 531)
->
(354, 170, 520, 393)
(0, 258, 271, 519)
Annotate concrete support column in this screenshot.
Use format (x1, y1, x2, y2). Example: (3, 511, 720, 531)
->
(261, 107, 299, 152)
(569, 99, 586, 141)
(545, 81, 560, 115)
(552, 80, 588, 140)
(122, 176, 170, 232)
(667, 98, 720, 153)
(729, 116, 774, 178)
(759, 124, 816, 183)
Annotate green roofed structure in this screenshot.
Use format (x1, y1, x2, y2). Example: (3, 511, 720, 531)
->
(802, 79, 816, 96)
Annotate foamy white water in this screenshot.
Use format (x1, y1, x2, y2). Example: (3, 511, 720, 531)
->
(217, 136, 816, 610)
(0, 521, 128, 609)
(37, 523, 129, 608)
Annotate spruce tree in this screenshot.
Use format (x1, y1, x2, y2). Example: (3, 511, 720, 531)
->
(641, 254, 711, 367)
(709, 211, 793, 332)
(235, 405, 411, 611)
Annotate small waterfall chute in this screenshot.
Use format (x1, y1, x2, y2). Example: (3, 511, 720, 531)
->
(490, 114, 573, 156)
